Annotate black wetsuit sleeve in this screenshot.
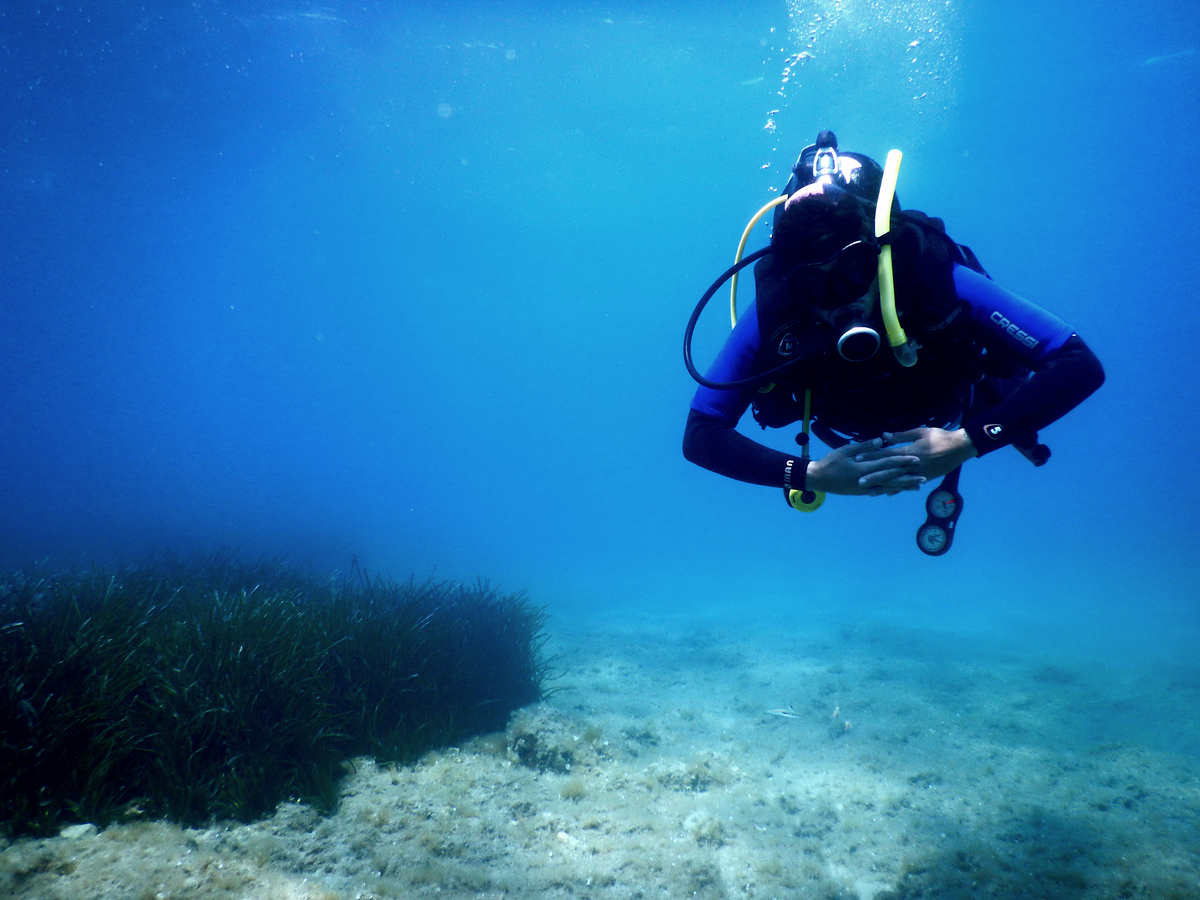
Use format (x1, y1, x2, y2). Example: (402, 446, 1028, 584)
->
(682, 408, 797, 488)
(962, 333, 1105, 455)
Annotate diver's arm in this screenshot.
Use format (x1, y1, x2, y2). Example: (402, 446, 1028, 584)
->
(684, 301, 785, 486)
(863, 265, 1104, 474)
(949, 266, 1105, 454)
(872, 334, 1104, 474)
(683, 408, 798, 487)
(874, 334, 1103, 478)
(959, 333, 1104, 455)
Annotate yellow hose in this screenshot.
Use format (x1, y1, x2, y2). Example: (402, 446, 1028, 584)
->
(731, 194, 790, 327)
(875, 150, 906, 352)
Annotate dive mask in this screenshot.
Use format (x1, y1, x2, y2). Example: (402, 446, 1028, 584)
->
(782, 238, 880, 309)
(782, 238, 883, 361)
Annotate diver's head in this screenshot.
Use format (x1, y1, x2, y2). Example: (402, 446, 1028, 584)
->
(770, 183, 883, 362)
(792, 130, 892, 206)
(771, 132, 898, 237)
(771, 183, 878, 308)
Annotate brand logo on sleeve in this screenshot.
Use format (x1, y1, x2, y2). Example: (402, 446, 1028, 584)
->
(984, 424, 1004, 440)
(926, 304, 963, 332)
(777, 333, 798, 357)
(990, 311, 1040, 349)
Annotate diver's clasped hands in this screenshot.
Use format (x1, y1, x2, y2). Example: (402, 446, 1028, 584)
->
(878, 427, 978, 480)
(806, 439, 924, 497)
(808, 427, 978, 498)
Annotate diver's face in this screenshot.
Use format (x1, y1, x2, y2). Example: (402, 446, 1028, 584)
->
(817, 278, 879, 332)
(784, 231, 880, 320)
(782, 229, 878, 314)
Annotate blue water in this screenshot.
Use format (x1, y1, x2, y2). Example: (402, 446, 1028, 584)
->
(2, 1, 1198, 659)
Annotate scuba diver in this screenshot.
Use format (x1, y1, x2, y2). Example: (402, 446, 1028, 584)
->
(682, 131, 1104, 554)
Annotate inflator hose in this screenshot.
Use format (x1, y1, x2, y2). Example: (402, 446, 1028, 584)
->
(875, 150, 917, 367)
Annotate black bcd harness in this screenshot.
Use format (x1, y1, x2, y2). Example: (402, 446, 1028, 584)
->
(748, 208, 1023, 444)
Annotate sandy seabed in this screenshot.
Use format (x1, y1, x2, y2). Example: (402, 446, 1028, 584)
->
(3, 606, 1198, 900)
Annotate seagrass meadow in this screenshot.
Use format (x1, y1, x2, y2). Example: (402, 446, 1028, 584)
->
(0, 554, 550, 838)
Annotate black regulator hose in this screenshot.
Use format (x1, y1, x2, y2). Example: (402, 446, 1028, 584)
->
(682, 247, 773, 391)
(684, 246, 826, 392)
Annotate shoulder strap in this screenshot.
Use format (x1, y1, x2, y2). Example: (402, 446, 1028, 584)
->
(894, 209, 989, 279)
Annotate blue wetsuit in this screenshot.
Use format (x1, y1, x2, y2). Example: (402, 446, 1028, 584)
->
(684, 264, 1104, 488)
